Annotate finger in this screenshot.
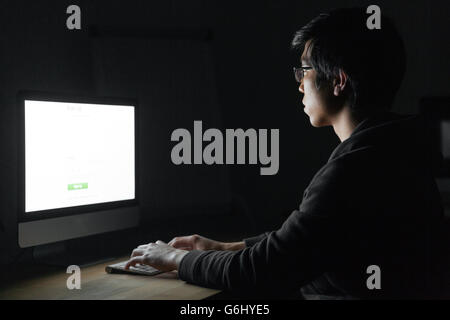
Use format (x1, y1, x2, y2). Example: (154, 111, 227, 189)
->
(138, 242, 155, 249)
(125, 256, 144, 270)
(169, 237, 193, 249)
(155, 240, 166, 245)
(130, 248, 145, 258)
(168, 238, 191, 250)
(168, 237, 181, 246)
(168, 236, 183, 246)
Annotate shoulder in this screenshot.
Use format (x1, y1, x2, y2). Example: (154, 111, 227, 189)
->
(310, 147, 371, 184)
(303, 146, 376, 200)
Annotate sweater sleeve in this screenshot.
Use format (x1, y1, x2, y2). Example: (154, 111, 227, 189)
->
(178, 161, 346, 295)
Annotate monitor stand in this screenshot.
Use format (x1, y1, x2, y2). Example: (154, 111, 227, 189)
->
(32, 242, 116, 268)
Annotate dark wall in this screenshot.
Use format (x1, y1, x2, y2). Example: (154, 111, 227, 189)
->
(1, 0, 449, 263)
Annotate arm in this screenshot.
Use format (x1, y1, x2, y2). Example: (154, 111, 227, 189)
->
(168, 233, 274, 252)
(243, 233, 270, 247)
(223, 241, 246, 251)
(168, 234, 246, 251)
(178, 162, 347, 295)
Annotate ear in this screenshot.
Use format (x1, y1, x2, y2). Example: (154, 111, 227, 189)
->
(333, 69, 349, 97)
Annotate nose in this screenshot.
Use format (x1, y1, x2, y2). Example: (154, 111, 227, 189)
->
(298, 80, 304, 94)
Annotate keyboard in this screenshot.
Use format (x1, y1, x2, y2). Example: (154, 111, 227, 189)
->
(105, 260, 164, 276)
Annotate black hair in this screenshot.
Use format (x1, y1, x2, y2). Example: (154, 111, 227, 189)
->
(292, 7, 406, 114)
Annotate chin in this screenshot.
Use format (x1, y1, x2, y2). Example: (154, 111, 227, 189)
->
(304, 104, 331, 127)
(308, 115, 328, 128)
(309, 118, 322, 127)
(305, 106, 326, 127)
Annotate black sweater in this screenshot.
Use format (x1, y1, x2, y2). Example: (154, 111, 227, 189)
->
(178, 112, 444, 299)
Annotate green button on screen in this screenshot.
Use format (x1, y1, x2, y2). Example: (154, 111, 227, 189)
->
(68, 183, 88, 191)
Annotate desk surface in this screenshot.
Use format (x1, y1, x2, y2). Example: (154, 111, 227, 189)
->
(0, 256, 220, 300)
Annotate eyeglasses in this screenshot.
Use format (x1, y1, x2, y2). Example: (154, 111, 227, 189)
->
(293, 66, 313, 83)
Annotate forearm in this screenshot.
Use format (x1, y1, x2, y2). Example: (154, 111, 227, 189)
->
(222, 241, 245, 251)
(174, 242, 243, 269)
(177, 208, 337, 293)
(178, 231, 303, 293)
(222, 234, 271, 251)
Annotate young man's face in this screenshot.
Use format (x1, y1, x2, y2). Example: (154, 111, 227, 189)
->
(299, 41, 338, 127)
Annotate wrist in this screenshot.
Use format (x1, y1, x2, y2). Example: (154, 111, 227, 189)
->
(173, 249, 189, 270)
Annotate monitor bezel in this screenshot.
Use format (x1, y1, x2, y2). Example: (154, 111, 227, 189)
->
(17, 90, 139, 223)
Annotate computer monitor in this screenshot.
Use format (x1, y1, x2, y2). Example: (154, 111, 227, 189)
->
(18, 92, 139, 248)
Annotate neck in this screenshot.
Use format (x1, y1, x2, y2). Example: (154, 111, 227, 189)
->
(331, 106, 361, 142)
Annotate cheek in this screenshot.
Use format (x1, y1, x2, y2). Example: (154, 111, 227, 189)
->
(303, 81, 323, 110)
(303, 81, 333, 126)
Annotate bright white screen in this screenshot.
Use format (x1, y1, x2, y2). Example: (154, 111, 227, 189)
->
(25, 100, 135, 213)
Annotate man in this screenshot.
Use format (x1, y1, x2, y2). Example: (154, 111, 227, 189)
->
(125, 8, 444, 299)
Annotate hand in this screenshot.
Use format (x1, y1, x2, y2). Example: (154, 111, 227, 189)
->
(168, 234, 245, 251)
(125, 240, 188, 272)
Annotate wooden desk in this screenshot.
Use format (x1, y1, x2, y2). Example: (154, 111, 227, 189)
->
(0, 256, 220, 300)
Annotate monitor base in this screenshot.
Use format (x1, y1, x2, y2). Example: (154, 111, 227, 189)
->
(32, 242, 116, 268)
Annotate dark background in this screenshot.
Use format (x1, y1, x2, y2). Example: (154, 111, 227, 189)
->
(0, 0, 449, 264)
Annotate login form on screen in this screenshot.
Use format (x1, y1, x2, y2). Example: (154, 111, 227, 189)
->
(25, 100, 135, 213)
